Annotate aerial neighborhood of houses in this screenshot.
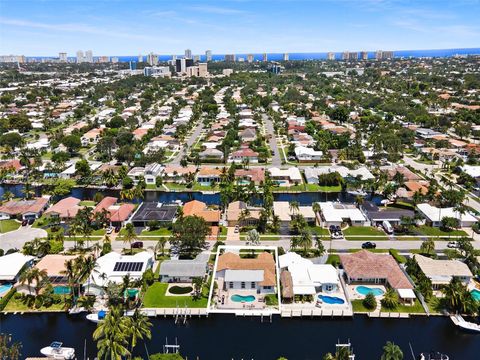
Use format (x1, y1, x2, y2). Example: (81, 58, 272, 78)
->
(0, 53, 480, 340)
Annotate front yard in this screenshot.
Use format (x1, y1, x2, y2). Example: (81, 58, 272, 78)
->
(343, 226, 388, 240)
(0, 219, 21, 233)
(143, 282, 209, 308)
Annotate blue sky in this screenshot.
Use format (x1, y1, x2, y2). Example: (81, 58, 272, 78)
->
(0, 0, 479, 56)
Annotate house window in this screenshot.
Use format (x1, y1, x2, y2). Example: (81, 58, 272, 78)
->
(264, 286, 272, 290)
(241, 282, 245, 289)
(251, 282, 255, 289)
(229, 282, 233, 289)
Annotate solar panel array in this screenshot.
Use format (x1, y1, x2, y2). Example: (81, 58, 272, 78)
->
(113, 262, 144, 272)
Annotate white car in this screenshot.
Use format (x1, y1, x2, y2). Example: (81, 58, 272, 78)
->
(106, 226, 114, 234)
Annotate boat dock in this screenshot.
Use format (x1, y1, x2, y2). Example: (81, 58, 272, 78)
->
(141, 307, 208, 317)
(281, 308, 354, 318)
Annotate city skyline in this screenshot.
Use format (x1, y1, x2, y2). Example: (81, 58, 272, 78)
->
(1, 0, 479, 56)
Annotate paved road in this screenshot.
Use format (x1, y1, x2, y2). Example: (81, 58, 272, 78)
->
(404, 155, 480, 213)
(262, 114, 282, 167)
(170, 122, 204, 165)
(0, 226, 48, 251)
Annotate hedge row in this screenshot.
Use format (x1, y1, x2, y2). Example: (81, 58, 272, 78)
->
(0, 288, 16, 311)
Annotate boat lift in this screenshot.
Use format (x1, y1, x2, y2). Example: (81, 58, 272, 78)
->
(163, 337, 180, 354)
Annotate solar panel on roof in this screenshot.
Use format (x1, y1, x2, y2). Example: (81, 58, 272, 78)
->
(113, 262, 144, 272)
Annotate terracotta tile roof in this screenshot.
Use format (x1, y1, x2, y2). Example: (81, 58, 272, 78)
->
(197, 167, 223, 176)
(93, 196, 118, 214)
(183, 200, 220, 223)
(339, 250, 413, 289)
(109, 203, 135, 222)
(217, 251, 276, 286)
(404, 181, 429, 195)
(226, 201, 262, 222)
(45, 197, 82, 218)
(234, 168, 265, 184)
(35, 254, 79, 277)
(231, 148, 259, 157)
(0, 198, 48, 216)
(0, 159, 22, 172)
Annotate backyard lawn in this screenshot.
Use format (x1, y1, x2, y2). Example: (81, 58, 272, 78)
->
(380, 299, 425, 314)
(143, 282, 208, 308)
(4, 295, 67, 312)
(0, 219, 21, 233)
(351, 299, 373, 313)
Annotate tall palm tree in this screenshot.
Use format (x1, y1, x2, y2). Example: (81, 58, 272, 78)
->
(93, 307, 130, 360)
(381, 341, 403, 360)
(289, 201, 299, 215)
(122, 223, 137, 254)
(296, 230, 312, 256)
(312, 202, 321, 225)
(19, 268, 48, 298)
(126, 310, 152, 357)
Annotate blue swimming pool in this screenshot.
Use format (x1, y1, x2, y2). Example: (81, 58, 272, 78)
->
(318, 295, 345, 304)
(471, 289, 480, 301)
(356, 286, 385, 296)
(53, 286, 71, 295)
(231, 294, 255, 303)
(0, 284, 12, 296)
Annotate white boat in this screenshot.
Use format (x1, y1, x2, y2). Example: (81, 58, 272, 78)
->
(40, 342, 75, 359)
(450, 314, 480, 333)
(86, 310, 107, 323)
(418, 352, 449, 360)
(347, 190, 367, 197)
(68, 306, 86, 315)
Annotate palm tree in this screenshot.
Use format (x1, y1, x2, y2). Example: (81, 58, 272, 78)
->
(93, 307, 130, 360)
(312, 202, 321, 225)
(61, 259, 78, 297)
(19, 267, 48, 298)
(155, 238, 168, 257)
(1, 191, 14, 202)
(381, 341, 403, 360)
(247, 228, 260, 246)
(289, 201, 299, 215)
(420, 238, 435, 255)
(126, 309, 152, 357)
(102, 169, 119, 188)
(381, 288, 399, 310)
(296, 230, 312, 256)
(122, 223, 137, 254)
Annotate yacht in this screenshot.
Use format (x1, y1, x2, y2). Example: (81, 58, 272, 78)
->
(450, 314, 480, 333)
(418, 352, 449, 360)
(40, 342, 75, 359)
(86, 310, 107, 323)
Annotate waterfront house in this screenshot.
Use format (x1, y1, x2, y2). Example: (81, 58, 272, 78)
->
(226, 201, 262, 227)
(234, 167, 265, 185)
(268, 167, 303, 187)
(144, 163, 164, 185)
(127, 167, 145, 185)
(273, 201, 316, 227)
(339, 250, 415, 304)
(228, 148, 259, 164)
(162, 165, 197, 183)
(44, 196, 82, 220)
(84, 251, 154, 296)
(304, 166, 374, 184)
(361, 201, 414, 226)
(196, 167, 222, 186)
(216, 252, 276, 294)
(93, 196, 135, 227)
(131, 202, 178, 227)
(416, 203, 478, 227)
(279, 252, 340, 296)
(159, 253, 209, 283)
(0, 197, 49, 221)
(0, 252, 34, 283)
(414, 255, 473, 290)
(183, 200, 220, 226)
(317, 202, 368, 227)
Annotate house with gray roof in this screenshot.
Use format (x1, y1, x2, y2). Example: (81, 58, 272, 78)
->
(159, 253, 209, 283)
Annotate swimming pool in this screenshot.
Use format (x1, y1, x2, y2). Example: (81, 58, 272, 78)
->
(356, 286, 385, 296)
(0, 284, 12, 296)
(53, 286, 71, 295)
(318, 295, 345, 305)
(231, 294, 255, 303)
(471, 289, 480, 301)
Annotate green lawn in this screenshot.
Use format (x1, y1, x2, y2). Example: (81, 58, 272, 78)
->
(143, 282, 208, 308)
(305, 184, 342, 192)
(326, 254, 340, 265)
(164, 183, 190, 191)
(0, 219, 21, 233)
(307, 226, 330, 236)
(351, 299, 374, 313)
(381, 299, 425, 314)
(343, 226, 386, 236)
(415, 226, 467, 237)
(4, 296, 67, 312)
(79, 200, 96, 207)
(141, 228, 172, 236)
(91, 228, 106, 236)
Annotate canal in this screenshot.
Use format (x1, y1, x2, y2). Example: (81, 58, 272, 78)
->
(0, 314, 478, 359)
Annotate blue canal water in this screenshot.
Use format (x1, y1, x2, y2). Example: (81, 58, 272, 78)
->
(0, 313, 479, 359)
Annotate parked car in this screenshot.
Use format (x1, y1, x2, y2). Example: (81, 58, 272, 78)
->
(115, 225, 121, 233)
(131, 241, 143, 249)
(362, 241, 376, 249)
(28, 218, 35, 225)
(234, 225, 239, 233)
(106, 226, 114, 234)
(22, 219, 28, 226)
(447, 241, 459, 249)
(382, 220, 394, 234)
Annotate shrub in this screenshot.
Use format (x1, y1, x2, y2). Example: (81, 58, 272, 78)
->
(168, 286, 193, 295)
(389, 249, 406, 264)
(142, 268, 155, 286)
(363, 293, 377, 310)
(265, 294, 279, 306)
(49, 240, 64, 254)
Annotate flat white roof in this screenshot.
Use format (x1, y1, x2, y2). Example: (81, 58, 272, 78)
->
(319, 202, 367, 223)
(0, 253, 34, 280)
(224, 269, 264, 282)
(397, 288, 416, 299)
(417, 203, 478, 223)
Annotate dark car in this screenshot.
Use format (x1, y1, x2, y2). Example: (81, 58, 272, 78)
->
(28, 218, 35, 225)
(22, 219, 28, 226)
(362, 241, 376, 249)
(115, 225, 121, 233)
(131, 241, 144, 249)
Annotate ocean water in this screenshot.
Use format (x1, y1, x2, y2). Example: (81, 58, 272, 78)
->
(27, 47, 480, 63)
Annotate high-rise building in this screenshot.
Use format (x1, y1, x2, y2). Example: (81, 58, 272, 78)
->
(342, 51, 349, 60)
(76, 50, 84, 63)
(247, 54, 254, 63)
(138, 54, 143, 62)
(382, 51, 394, 59)
(0, 55, 26, 63)
(59, 52, 67, 62)
(111, 57, 119, 63)
(360, 51, 368, 60)
(193, 55, 200, 62)
(327, 52, 335, 60)
(225, 54, 236, 62)
(85, 50, 93, 63)
(147, 53, 158, 66)
(348, 52, 358, 61)
(205, 50, 212, 62)
(375, 50, 383, 60)
(263, 53, 268, 62)
(144, 66, 170, 77)
(283, 53, 289, 61)
(186, 63, 208, 78)
(176, 58, 186, 73)
(98, 56, 110, 63)
(172, 55, 177, 61)
(185, 49, 192, 59)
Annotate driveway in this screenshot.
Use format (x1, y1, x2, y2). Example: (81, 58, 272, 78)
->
(170, 122, 204, 165)
(262, 114, 281, 167)
(0, 226, 48, 251)
(226, 226, 240, 241)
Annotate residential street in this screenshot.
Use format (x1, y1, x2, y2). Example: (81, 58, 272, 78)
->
(262, 114, 282, 167)
(0, 226, 48, 251)
(170, 122, 204, 165)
